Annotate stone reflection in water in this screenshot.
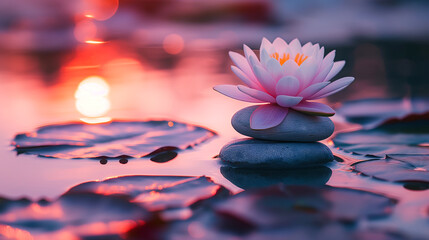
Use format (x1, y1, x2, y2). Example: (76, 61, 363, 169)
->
(221, 166, 332, 190)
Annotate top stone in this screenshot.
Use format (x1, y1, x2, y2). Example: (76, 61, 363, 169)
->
(232, 105, 334, 142)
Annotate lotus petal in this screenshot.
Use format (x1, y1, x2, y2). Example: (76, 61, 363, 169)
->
(282, 60, 299, 76)
(250, 104, 288, 130)
(260, 37, 274, 56)
(325, 61, 346, 81)
(316, 46, 325, 64)
(243, 44, 258, 67)
(302, 42, 313, 55)
(266, 58, 283, 80)
(289, 38, 302, 55)
(323, 50, 336, 65)
(312, 60, 334, 84)
(238, 85, 276, 103)
(248, 54, 263, 73)
(292, 101, 335, 116)
(276, 95, 303, 107)
(310, 77, 355, 99)
(253, 65, 276, 95)
(298, 82, 330, 99)
(296, 57, 318, 90)
(213, 85, 264, 103)
(260, 48, 271, 67)
(231, 66, 261, 90)
(276, 76, 300, 96)
(229, 51, 254, 80)
(273, 37, 287, 53)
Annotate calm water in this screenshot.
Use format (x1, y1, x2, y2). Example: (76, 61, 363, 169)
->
(0, 40, 428, 238)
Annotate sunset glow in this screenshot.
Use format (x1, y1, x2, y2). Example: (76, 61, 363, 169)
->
(75, 76, 111, 122)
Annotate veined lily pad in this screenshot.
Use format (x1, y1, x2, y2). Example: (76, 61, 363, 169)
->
(0, 193, 148, 239)
(65, 175, 231, 211)
(11, 120, 216, 159)
(352, 155, 429, 190)
(213, 185, 395, 224)
(336, 98, 429, 129)
(0, 175, 230, 239)
(333, 118, 429, 157)
(125, 185, 398, 240)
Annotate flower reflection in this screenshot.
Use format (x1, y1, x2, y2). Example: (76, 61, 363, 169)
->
(75, 76, 111, 124)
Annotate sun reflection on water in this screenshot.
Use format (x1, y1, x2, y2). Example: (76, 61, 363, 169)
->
(75, 76, 111, 124)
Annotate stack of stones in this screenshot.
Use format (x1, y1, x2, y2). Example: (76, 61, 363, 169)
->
(220, 105, 335, 169)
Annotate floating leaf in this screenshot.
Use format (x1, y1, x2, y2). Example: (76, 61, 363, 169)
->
(0, 193, 148, 239)
(0, 175, 230, 239)
(65, 175, 231, 211)
(333, 118, 429, 157)
(11, 120, 216, 159)
(337, 98, 429, 129)
(125, 185, 398, 240)
(213, 185, 395, 224)
(353, 155, 429, 190)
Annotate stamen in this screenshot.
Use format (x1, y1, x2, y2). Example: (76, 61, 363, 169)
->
(294, 54, 300, 63)
(300, 56, 308, 65)
(270, 52, 307, 66)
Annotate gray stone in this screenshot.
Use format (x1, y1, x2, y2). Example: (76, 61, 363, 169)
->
(219, 138, 334, 169)
(231, 106, 334, 142)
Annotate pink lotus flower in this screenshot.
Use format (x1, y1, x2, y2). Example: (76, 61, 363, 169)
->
(214, 37, 354, 130)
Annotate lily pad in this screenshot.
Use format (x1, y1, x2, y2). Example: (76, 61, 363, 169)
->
(213, 185, 395, 224)
(333, 118, 429, 157)
(0, 175, 230, 239)
(65, 175, 231, 211)
(11, 120, 216, 159)
(352, 155, 429, 190)
(0, 193, 149, 238)
(336, 98, 429, 129)
(125, 185, 398, 240)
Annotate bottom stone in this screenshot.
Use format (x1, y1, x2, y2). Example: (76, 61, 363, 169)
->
(219, 138, 334, 169)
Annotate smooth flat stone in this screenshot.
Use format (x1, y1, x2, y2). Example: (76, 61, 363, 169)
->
(219, 138, 334, 169)
(232, 106, 334, 142)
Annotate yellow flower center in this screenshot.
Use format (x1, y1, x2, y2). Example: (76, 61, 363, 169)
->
(271, 52, 308, 66)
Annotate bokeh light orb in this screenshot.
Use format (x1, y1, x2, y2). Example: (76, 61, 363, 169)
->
(75, 76, 111, 118)
(76, 96, 111, 118)
(75, 76, 110, 98)
(163, 34, 185, 55)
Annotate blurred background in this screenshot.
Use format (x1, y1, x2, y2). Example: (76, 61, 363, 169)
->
(0, 0, 428, 215)
(0, 0, 428, 129)
(0, 3, 428, 238)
